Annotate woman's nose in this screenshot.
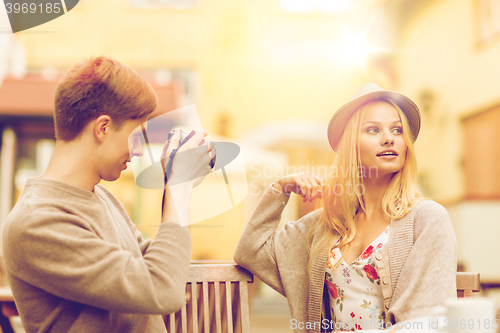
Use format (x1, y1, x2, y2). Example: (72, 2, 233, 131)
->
(381, 130, 394, 146)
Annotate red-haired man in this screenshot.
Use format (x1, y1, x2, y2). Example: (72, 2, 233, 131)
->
(2, 56, 212, 332)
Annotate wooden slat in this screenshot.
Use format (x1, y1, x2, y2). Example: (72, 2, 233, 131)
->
(456, 272, 481, 292)
(0, 288, 14, 302)
(169, 313, 175, 332)
(214, 282, 222, 333)
(181, 301, 187, 333)
(226, 281, 233, 333)
(203, 281, 209, 332)
(191, 283, 198, 333)
(188, 264, 253, 283)
(239, 282, 250, 333)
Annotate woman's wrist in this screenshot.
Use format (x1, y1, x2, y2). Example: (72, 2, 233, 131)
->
(272, 182, 290, 194)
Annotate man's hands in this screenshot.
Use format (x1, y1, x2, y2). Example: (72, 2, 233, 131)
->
(160, 129, 215, 189)
(274, 171, 325, 202)
(160, 129, 215, 226)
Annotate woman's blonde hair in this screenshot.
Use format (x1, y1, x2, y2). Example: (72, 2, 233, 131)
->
(308, 98, 424, 271)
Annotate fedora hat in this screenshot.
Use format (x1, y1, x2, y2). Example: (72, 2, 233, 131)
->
(327, 83, 421, 151)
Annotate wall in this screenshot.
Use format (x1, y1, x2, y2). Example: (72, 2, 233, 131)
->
(396, 0, 500, 289)
(396, 0, 500, 202)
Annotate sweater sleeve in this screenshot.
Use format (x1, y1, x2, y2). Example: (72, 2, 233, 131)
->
(135, 224, 154, 255)
(234, 185, 320, 297)
(3, 205, 192, 315)
(387, 200, 457, 323)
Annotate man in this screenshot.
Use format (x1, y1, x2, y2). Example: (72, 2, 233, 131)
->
(2, 56, 213, 332)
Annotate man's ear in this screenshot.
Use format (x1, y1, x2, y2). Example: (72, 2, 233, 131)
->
(94, 115, 112, 142)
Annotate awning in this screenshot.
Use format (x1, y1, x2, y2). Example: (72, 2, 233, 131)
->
(0, 74, 181, 118)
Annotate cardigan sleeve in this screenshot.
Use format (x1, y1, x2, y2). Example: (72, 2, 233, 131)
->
(234, 185, 320, 297)
(387, 200, 457, 323)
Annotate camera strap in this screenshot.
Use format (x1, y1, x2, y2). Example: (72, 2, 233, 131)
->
(163, 130, 197, 185)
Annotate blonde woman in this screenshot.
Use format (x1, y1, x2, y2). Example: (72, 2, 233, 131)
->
(234, 83, 457, 332)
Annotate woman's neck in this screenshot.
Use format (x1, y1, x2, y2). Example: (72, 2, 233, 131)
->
(359, 173, 394, 219)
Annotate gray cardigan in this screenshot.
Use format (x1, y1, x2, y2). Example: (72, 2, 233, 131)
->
(234, 185, 457, 332)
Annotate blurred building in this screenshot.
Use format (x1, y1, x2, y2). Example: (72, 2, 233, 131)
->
(389, 0, 500, 285)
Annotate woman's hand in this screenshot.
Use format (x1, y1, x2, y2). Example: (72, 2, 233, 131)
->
(274, 171, 325, 202)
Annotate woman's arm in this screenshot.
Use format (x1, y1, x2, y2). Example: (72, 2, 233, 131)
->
(234, 185, 291, 296)
(234, 172, 324, 296)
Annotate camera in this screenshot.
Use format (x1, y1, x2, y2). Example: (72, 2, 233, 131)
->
(167, 129, 216, 169)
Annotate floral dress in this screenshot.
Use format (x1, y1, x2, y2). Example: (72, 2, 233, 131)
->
(324, 225, 390, 331)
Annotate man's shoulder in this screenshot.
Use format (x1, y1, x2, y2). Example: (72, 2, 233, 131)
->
(94, 184, 129, 214)
(4, 180, 101, 233)
(94, 184, 120, 203)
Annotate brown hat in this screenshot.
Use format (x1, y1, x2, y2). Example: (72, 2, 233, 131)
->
(327, 83, 421, 151)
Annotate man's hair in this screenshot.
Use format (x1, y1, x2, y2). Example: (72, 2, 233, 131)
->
(54, 56, 157, 141)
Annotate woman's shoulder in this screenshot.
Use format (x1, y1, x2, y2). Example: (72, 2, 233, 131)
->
(411, 199, 449, 219)
(409, 200, 453, 236)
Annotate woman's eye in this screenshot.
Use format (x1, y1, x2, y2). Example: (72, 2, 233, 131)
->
(367, 127, 378, 134)
(392, 127, 403, 134)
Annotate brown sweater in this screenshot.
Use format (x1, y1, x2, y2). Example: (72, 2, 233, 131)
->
(234, 185, 457, 332)
(2, 178, 191, 333)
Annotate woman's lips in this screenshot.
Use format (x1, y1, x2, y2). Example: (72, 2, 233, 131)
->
(376, 150, 398, 157)
(377, 155, 397, 160)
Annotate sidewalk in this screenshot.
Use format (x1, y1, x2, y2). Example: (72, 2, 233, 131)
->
(250, 286, 292, 333)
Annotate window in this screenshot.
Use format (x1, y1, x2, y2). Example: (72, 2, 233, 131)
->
(171, 69, 197, 106)
(462, 104, 500, 199)
(476, 0, 500, 44)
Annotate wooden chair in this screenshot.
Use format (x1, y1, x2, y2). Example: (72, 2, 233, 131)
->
(165, 263, 253, 333)
(456, 272, 481, 297)
(0, 263, 253, 333)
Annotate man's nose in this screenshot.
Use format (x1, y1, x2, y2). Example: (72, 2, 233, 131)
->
(129, 138, 144, 158)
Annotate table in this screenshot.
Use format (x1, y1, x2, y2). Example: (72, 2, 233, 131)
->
(0, 286, 16, 333)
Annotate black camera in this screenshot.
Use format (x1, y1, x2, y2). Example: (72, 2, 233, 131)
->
(167, 129, 216, 169)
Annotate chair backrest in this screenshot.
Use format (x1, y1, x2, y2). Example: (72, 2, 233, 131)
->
(165, 263, 253, 333)
(456, 272, 480, 297)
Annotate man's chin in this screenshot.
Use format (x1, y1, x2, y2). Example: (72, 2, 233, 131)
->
(101, 173, 121, 182)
